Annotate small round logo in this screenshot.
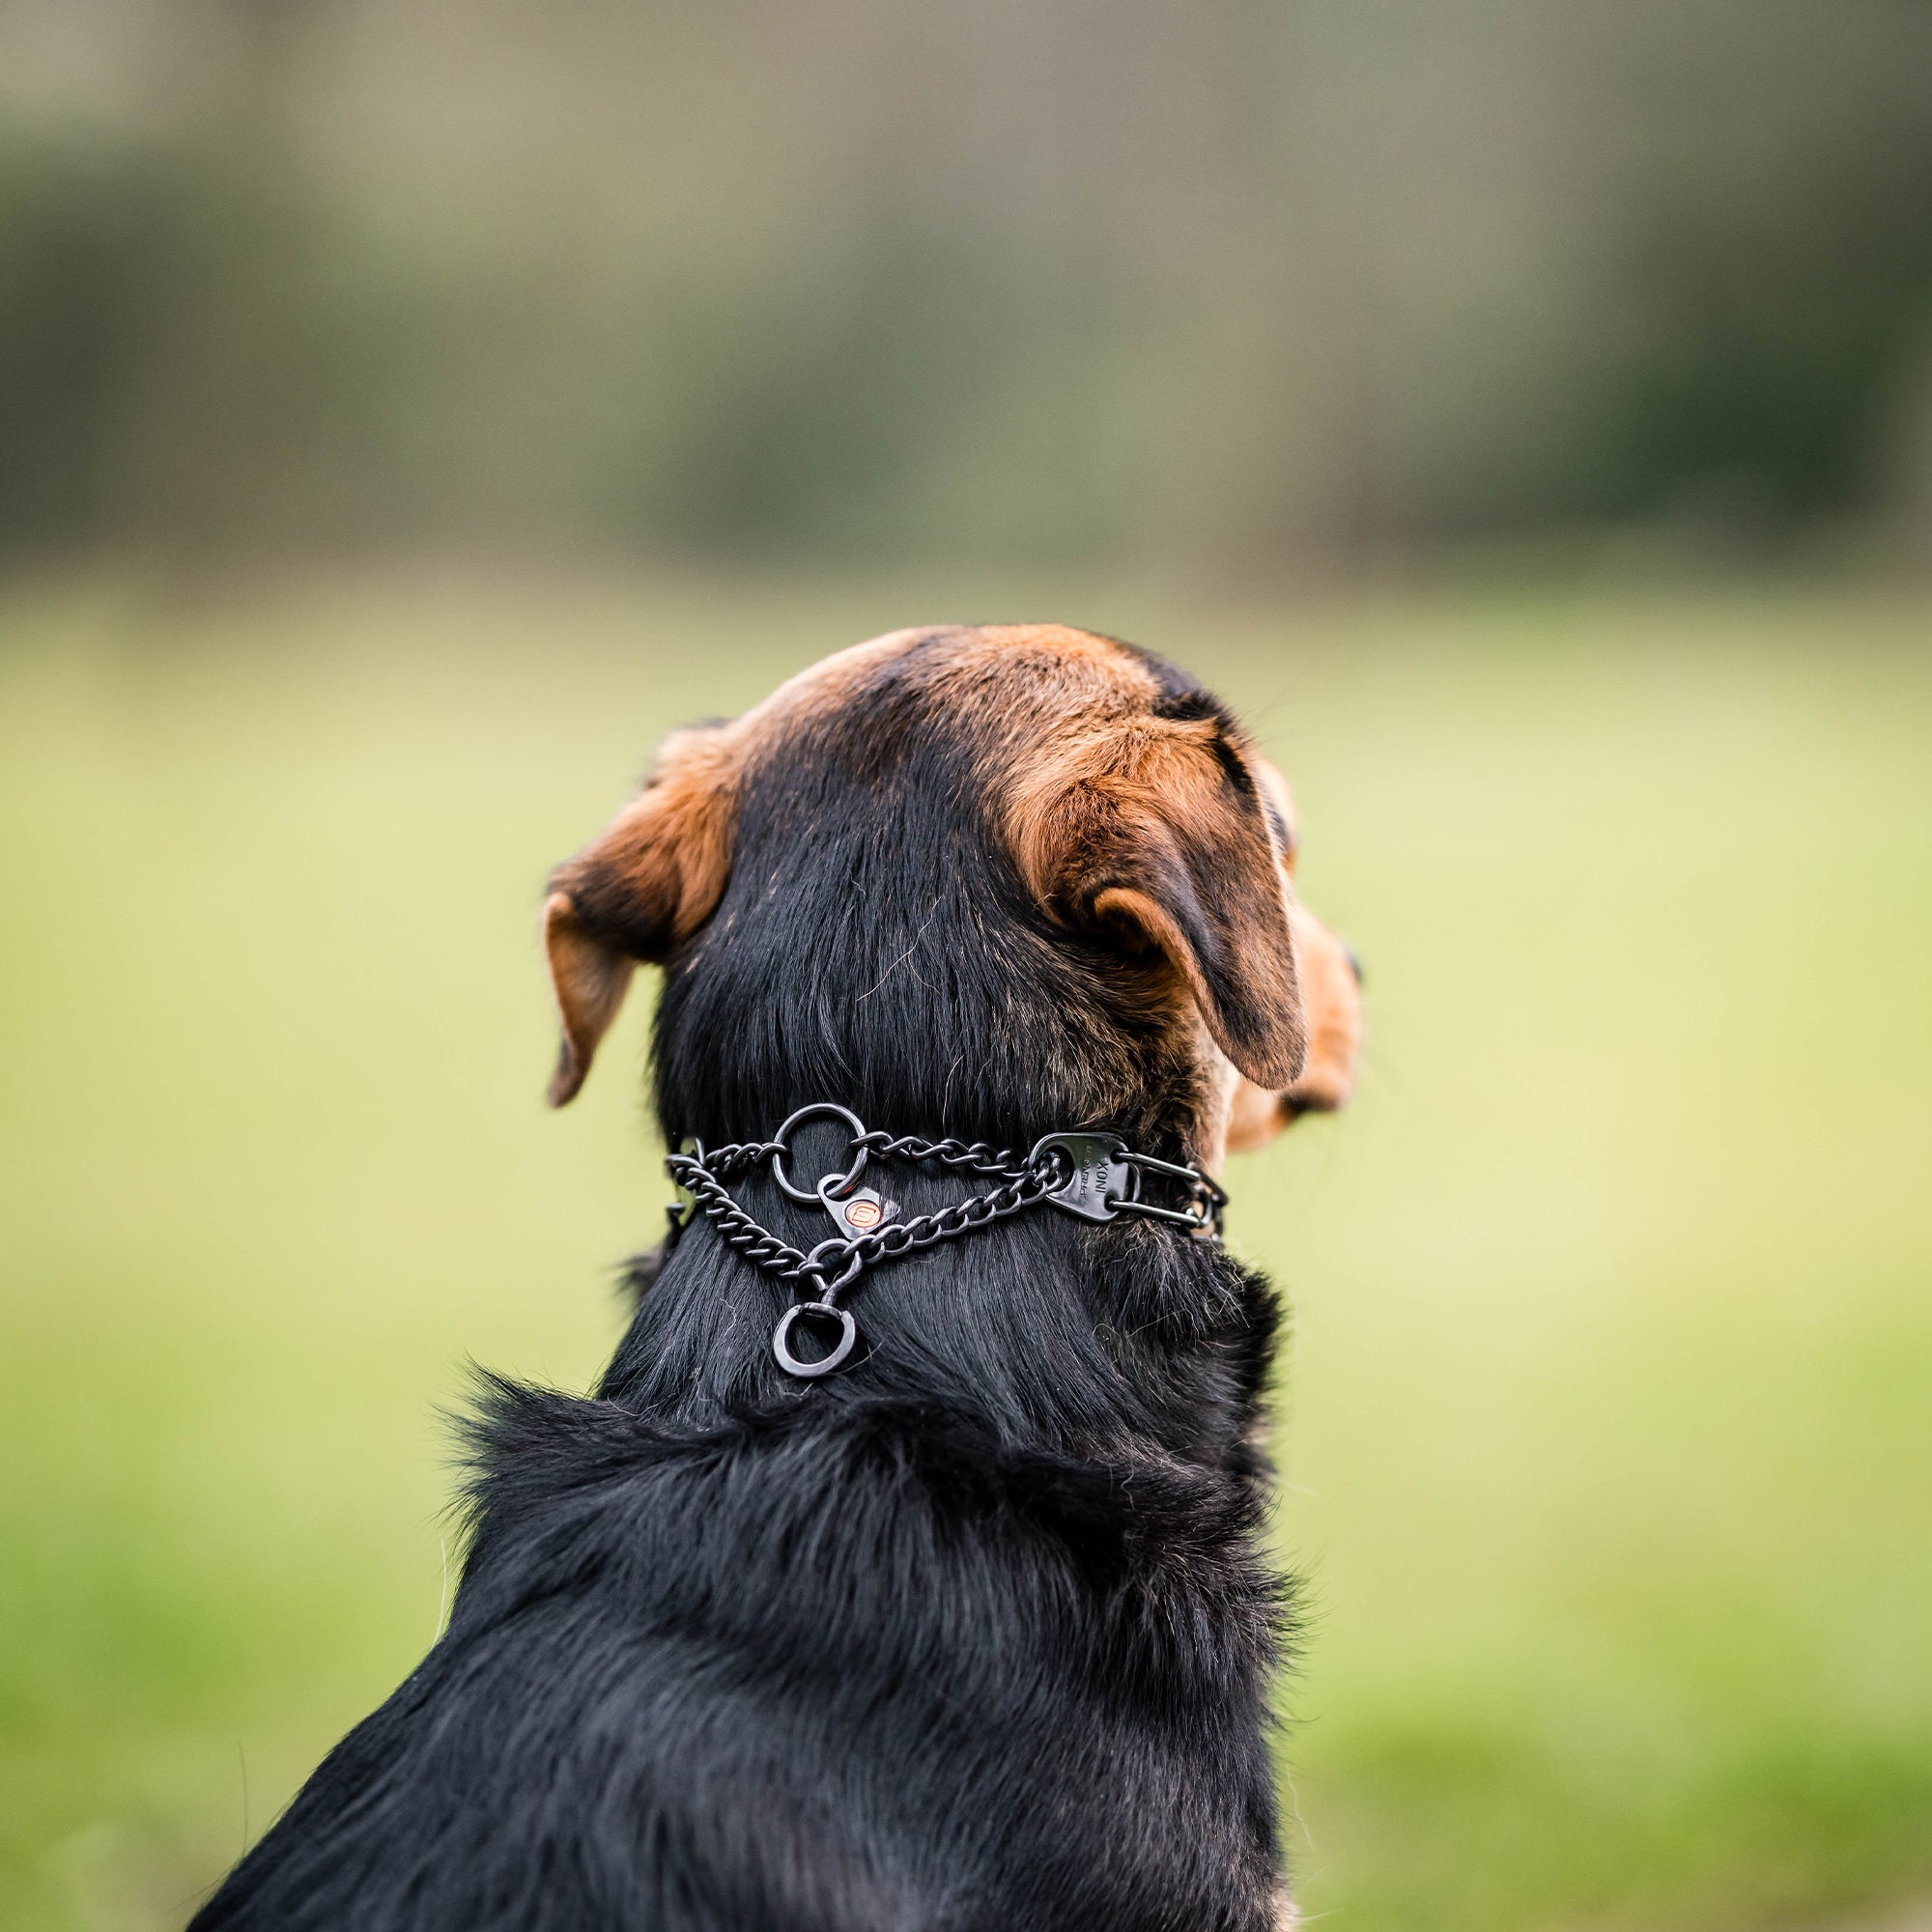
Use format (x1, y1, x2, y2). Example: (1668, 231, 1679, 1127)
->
(844, 1198, 883, 1229)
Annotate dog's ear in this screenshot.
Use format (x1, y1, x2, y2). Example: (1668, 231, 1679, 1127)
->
(542, 725, 737, 1105)
(1011, 717, 1307, 1089)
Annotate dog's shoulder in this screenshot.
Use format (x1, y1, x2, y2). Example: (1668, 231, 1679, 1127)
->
(198, 1378, 1288, 1931)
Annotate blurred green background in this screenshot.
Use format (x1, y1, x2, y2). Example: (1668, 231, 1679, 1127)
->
(2, 5, 1930, 1932)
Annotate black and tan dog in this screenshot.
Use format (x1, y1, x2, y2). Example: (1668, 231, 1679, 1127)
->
(192, 626, 1360, 1932)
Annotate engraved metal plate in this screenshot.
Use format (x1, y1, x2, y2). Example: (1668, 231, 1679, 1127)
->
(1031, 1132, 1133, 1222)
(824, 1184, 897, 1239)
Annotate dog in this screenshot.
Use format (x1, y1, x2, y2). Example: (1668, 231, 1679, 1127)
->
(190, 625, 1361, 1932)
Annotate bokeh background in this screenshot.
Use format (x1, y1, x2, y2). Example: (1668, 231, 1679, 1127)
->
(2, 5, 1929, 1930)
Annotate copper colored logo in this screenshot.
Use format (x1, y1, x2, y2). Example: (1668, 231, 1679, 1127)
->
(844, 1199, 883, 1229)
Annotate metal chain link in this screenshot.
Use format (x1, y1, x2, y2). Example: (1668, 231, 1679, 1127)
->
(835, 1158, 1059, 1272)
(696, 1138, 786, 1178)
(664, 1139, 1062, 1291)
(663, 1109, 1225, 1379)
(665, 1153, 816, 1278)
(851, 1131, 1030, 1178)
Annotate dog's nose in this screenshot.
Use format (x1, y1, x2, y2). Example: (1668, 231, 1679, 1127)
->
(1343, 942, 1364, 987)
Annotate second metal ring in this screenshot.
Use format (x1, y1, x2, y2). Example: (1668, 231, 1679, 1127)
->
(771, 1103, 869, 1203)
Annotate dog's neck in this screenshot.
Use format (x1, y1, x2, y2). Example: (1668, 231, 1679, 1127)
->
(595, 748, 1271, 1461)
(600, 1197, 1271, 1467)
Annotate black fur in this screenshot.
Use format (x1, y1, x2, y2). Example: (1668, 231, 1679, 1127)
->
(192, 635, 1296, 1931)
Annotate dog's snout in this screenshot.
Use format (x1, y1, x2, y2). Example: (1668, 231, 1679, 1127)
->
(1343, 942, 1364, 987)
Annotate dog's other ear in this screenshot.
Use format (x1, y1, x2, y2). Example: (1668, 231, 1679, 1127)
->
(1012, 717, 1307, 1090)
(541, 894, 636, 1108)
(542, 725, 737, 1105)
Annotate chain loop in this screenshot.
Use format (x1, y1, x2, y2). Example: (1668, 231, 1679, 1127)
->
(662, 1110, 1226, 1379)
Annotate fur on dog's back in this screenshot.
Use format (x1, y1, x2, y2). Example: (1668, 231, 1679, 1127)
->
(197, 1384, 1283, 1930)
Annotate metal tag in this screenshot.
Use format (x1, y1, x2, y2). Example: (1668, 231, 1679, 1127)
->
(824, 1184, 897, 1239)
(1032, 1132, 1132, 1222)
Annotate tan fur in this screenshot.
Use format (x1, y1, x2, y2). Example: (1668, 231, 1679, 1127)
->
(542, 893, 639, 1107)
(544, 632, 950, 1104)
(1220, 752, 1360, 1150)
(543, 724, 740, 1103)
(1004, 707, 1307, 1092)
(1282, 900, 1359, 1114)
(543, 623, 1359, 1159)
(1249, 754, 1300, 868)
(1223, 907, 1359, 1147)
(1224, 1070, 1291, 1154)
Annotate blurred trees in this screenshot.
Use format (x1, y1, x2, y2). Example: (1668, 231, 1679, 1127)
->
(1, 0, 1930, 572)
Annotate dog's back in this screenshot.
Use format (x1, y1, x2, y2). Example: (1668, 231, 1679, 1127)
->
(197, 1388, 1282, 1931)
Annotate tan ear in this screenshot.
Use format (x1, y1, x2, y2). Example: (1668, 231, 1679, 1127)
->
(1011, 718, 1307, 1089)
(542, 893, 635, 1106)
(542, 725, 737, 1105)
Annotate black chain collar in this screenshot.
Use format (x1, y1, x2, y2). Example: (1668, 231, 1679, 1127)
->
(663, 1103, 1229, 1379)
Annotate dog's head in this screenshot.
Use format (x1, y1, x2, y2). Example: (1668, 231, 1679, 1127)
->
(543, 626, 1358, 1164)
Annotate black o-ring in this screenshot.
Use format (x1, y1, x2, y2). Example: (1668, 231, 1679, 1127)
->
(771, 1103, 868, 1203)
(773, 1301, 860, 1378)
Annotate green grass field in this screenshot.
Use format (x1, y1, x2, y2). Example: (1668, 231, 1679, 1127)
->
(2, 571, 1927, 1932)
